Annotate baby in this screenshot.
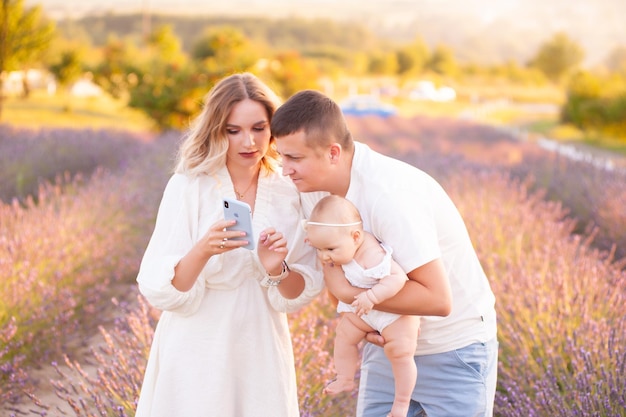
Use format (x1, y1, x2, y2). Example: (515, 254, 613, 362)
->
(305, 195, 420, 417)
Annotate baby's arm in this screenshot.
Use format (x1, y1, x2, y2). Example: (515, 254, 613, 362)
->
(352, 259, 407, 316)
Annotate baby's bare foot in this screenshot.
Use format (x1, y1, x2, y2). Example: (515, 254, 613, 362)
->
(323, 378, 355, 395)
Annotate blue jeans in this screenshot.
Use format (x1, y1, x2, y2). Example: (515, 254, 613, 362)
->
(356, 338, 498, 417)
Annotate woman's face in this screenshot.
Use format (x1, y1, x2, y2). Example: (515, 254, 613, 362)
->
(225, 98, 271, 170)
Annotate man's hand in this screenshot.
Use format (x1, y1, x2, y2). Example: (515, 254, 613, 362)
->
(364, 331, 385, 347)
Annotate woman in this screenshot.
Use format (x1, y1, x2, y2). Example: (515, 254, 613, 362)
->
(135, 73, 323, 417)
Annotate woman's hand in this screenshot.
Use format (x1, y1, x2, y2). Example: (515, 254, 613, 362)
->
(199, 219, 250, 257)
(257, 227, 288, 274)
(172, 219, 248, 292)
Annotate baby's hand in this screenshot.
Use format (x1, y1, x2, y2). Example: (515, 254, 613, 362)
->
(352, 291, 374, 316)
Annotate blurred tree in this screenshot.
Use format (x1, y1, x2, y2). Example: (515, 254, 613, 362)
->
(90, 35, 142, 100)
(258, 51, 321, 99)
(427, 44, 458, 77)
(48, 49, 83, 111)
(126, 26, 262, 130)
(395, 36, 429, 78)
(562, 70, 626, 138)
(368, 50, 398, 76)
(191, 26, 258, 73)
(124, 25, 204, 130)
(0, 0, 54, 118)
(528, 32, 584, 83)
(497, 60, 547, 85)
(147, 24, 186, 63)
(565, 70, 603, 99)
(300, 45, 347, 78)
(128, 61, 214, 131)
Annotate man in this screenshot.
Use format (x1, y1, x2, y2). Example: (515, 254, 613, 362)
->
(271, 90, 498, 417)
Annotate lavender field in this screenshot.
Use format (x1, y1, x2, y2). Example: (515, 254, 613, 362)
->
(1, 117, 625, 416)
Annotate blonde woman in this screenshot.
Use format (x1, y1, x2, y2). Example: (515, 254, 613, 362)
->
(135, 73, 323, 417)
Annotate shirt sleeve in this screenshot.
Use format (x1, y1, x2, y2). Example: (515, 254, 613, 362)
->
(267, 197, 324, 313)
(136, 174, 207, 315)
(369, 187, 441, 273)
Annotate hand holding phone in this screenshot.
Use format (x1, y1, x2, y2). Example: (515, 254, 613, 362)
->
(223, 198, 255, 250)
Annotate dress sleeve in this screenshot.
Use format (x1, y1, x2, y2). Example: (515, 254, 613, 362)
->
(136, 174, 207, 315)
(267, 205, 324, 313)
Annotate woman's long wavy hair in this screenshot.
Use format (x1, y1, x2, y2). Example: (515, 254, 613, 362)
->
(174, 73, 282, 176)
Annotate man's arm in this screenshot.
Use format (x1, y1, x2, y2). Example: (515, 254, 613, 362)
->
(323, 258, 452, 317)
(368, 260, 407, 302)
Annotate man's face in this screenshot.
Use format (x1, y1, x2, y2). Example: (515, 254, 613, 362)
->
(275, 130, 331, 193)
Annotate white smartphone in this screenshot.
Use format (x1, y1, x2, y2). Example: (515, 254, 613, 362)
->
(223, 198, 255, 250)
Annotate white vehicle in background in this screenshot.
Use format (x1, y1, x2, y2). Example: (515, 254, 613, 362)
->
(408, 81, 456, 102)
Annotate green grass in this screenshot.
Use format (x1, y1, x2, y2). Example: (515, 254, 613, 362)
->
(2, 90, 155, 132)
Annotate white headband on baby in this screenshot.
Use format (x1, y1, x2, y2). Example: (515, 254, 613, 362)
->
(302, 219, 362, 229)
(306, 221, 362, 226)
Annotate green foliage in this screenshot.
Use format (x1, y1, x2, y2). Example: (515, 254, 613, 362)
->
(368, 50, 398, 76)
(48, 49, 83, 88)
(0, 0, 55, 70)
(495, 60, 548, 85)
(299, 45, 351, 77)
(122, 24, 329, 129)
(147, 24, 186, 63)
(90, 35, 142, 99)
(57, 14, 381, 56)
(23, 10, 618, 143)
(191, 26, 259, 72)
(529, 32, 584, 82)
(123, 25, 266, 130)
(427, 44, 458, 77)
(127, 62, 214, 131)
(395, 37, 430, 77)
(0, 0, 55, 117)
(562, 70, 626, 138)
(258, 52, 321, 99)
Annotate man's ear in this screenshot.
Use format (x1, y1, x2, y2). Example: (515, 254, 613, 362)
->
(329, 143, 342, 163)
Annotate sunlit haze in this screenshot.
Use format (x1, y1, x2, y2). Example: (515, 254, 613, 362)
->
(25, 0, 626, 65)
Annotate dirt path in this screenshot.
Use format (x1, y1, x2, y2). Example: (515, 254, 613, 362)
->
(5, 284, 141, 416)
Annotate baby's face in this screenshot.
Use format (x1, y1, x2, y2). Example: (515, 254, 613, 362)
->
(306, 226, 358, 266)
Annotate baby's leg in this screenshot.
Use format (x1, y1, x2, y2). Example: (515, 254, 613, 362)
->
(325, 312, 372, 395)
(380, 315, 420, 417)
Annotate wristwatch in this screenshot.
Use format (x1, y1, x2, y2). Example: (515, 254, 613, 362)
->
(260, 260, 290, 287)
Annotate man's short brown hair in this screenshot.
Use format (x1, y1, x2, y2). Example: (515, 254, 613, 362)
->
(271, 90, 353, 152)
